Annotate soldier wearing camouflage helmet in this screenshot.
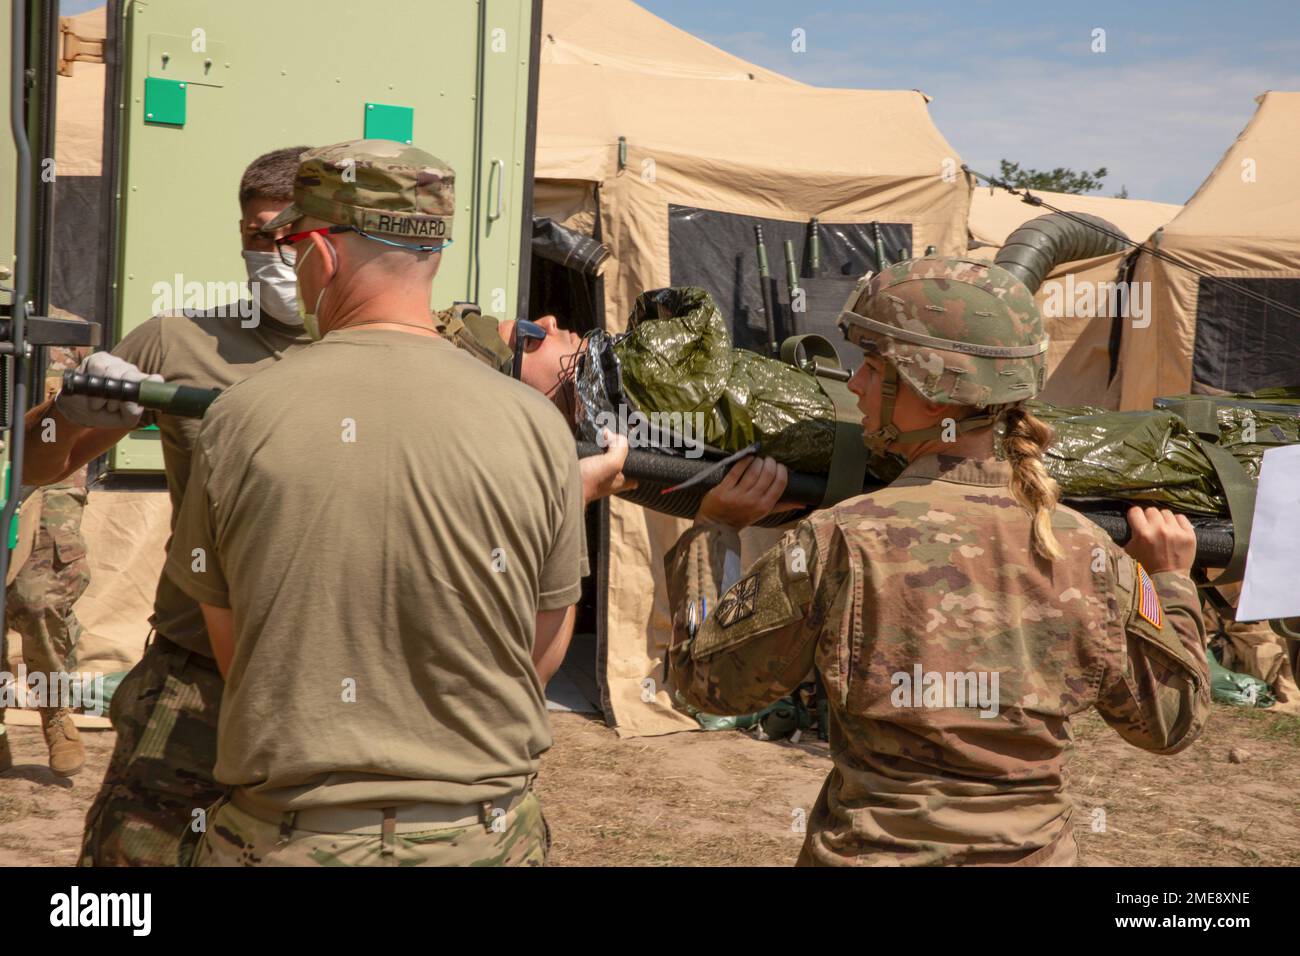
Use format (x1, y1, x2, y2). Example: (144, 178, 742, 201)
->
(664, 253, 1211, 866)
(166, 140, 585, 867)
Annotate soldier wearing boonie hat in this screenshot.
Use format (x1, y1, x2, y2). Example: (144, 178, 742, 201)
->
(256, 140, 457, 341)
(261, 139, 455, 245)
(168, 138, 586, 867)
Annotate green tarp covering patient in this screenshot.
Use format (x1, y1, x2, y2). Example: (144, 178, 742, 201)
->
(596, 287, 1300, 518)
(610, 287, 839, 474)
(1033, 393, 1300, 515)
(60, 284, 1300, 521)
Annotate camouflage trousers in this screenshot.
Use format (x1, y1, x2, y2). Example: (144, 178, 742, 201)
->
(194, 790, 550, 867)
(79, 635, 225, 867)
(3, 487, 89, 701)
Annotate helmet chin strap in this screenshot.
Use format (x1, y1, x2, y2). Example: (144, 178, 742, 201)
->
(861, 362, 996, 454)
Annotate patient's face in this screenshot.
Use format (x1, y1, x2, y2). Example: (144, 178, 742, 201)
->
(497, 315, 586, 419)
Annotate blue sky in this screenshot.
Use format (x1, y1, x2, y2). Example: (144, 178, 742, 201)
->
(63, 0, 1300, 203)
(638, 0, 1300, 203)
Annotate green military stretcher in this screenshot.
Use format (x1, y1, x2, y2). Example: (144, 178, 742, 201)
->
(62, 284, 1296, 577)
(569, 286, 1298, 579)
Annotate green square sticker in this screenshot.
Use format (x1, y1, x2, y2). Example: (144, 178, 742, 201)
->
(144, 77, 187, 126)
(364, 103, 414, 144)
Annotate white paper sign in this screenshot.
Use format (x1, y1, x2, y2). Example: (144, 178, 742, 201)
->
(1236, 444, 1300, 622)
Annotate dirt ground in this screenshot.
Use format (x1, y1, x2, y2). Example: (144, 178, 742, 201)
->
(1, 703, 1297, 866)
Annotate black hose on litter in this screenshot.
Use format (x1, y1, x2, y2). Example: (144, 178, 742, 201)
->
(577, 441, 1237, 564)
(576, 441, 819, 528)
(994, 211, 1130, 293)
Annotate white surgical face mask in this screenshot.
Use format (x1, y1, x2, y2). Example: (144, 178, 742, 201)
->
(293, 241, 332, 341)
(242, 250, 301, 325)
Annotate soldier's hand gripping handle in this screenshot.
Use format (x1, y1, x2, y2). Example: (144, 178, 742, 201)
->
(580, 429, 637, 504)
(694, 455, 791, 530)
(1124, 506, 1197, 575)
(55, 352, 163, 429)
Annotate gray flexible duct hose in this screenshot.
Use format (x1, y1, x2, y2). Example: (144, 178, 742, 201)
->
(993, 211, 1129, 293)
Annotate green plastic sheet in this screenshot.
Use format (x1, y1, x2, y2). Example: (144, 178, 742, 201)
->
(615, 288, 837, 473)
(610, 287, 1300, 517)
(1032, 391, 1300, 515)
(1209, 653, 1275, 708)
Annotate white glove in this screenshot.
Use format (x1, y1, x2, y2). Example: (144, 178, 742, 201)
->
(55, 351, 164, 429)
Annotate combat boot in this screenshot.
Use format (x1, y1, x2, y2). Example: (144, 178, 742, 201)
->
(40, 707, 84, 777)
(0, 725, 12, 774)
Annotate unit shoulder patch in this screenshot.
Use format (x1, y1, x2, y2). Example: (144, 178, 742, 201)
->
(713, 574, 760, 628)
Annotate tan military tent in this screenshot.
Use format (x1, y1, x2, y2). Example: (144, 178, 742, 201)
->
(968, 188, 1181, 256)
(1116, 91, 1300, 411)
(969, 188, 1181, 408)
(17, 1, 976, 740)
(534, 0, 971, 736)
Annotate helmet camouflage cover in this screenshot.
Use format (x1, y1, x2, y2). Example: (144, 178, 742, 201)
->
(838, 255, 1048, 407)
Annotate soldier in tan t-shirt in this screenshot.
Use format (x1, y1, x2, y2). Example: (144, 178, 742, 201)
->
(167, 140, 584, 867)
(21, 145, 314, 866)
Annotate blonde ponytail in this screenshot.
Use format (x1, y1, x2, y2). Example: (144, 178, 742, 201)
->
(999, 404, 1064, 561)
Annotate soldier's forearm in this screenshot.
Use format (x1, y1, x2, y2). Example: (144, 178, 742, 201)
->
(1152, 570, 1212, 743)
(1151, 570, 1208, 659)
(533, 605, 577, 688)
(22, 403, 128, 486)
(23, 401, 84, 484)
(1117, 570, 1211, 754)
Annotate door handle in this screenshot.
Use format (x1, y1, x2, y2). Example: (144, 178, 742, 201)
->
(487, 158, 504, 223)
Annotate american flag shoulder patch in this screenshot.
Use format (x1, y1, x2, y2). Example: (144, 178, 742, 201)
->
(1135, 562, 1164, 628)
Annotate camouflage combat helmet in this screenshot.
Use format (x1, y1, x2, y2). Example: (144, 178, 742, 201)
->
(837, 254, 1048, 453)
(261, 139, 455, 244)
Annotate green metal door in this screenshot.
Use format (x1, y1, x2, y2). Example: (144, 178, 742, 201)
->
(109, 0, 538, 471)
(1, 7, 14, 519)
(473, 0, 541, 323)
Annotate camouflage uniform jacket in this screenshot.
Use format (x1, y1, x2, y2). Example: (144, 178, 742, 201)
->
(666, 453, 1211, 866)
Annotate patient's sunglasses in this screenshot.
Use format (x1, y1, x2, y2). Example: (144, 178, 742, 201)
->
(512, 320, 548, 380)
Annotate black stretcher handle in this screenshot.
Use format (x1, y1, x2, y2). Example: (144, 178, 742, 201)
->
(51, 378, 1236, 567)
(62, 371, 222, 420)
(576, 440, 1237, 565)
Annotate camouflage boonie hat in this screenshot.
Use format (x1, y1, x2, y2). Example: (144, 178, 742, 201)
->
(261, 139, 454, 243)
(838, 255, 1048, 406)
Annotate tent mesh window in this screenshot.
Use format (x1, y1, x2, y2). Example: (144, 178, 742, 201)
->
(668, 205, 910, 363)
(1193, 276, 1300, 392)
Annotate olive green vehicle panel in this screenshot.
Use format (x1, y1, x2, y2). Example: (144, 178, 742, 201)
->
(0, 7, 13, 514)
(1, 9, 14, 287)
(2, 3, 50, 528)
(474, 0, 539, 321)
(1, 8, 18, 515)
(109, 0, 539, 471)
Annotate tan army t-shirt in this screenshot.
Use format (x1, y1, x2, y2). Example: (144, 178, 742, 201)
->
(113, 311, 311, 656)
(166, 327, 585, 809)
